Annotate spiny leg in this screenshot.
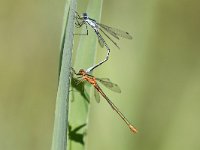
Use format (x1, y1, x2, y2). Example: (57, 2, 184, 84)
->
(74, 22, 88, 36)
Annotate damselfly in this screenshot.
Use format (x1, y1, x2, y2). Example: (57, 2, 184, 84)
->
(75, 12, 133, 73)
(71, 68, 137, 134)
(71, 68, 121, 102)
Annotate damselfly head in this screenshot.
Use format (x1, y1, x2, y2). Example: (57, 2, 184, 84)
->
(82, 13, 88, 20)
(78, 69, 86, 76)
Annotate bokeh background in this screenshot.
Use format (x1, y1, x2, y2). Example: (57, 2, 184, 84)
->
(1, 0, 200, 150)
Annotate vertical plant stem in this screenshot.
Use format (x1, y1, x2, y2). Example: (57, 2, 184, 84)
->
(68, 0, 103, 150)
(51, 0, 77, 150)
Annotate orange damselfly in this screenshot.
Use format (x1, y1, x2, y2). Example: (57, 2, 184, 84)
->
(71, 68, 137, 134)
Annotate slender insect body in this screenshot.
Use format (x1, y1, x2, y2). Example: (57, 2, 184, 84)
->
(75, 12, 132, 72)
(85, 19, 99, 31)
(72, 68, 137, 134)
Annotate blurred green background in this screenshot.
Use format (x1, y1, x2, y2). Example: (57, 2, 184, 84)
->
(1, 0, 200, 150)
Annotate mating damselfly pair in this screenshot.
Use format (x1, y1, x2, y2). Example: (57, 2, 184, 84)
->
(71, 12, 137, 134)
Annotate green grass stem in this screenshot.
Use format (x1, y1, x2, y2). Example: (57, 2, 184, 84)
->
(68, 0, 103, 150)
(51, 0, 77, 150)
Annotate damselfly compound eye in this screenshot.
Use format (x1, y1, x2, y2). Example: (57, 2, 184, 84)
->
(82, 13, 88, 19)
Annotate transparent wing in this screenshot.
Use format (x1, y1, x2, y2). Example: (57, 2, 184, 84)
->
(98, 78, 110, 81)
(83, 87, 90, 102)
(94, 88, 100, 103)
(98, 35, 104, 48)
(97, 23, 133, 39)
(96, 78, 121, 93)
(97, 23, 119, 39)
(99, 28, 120, 49)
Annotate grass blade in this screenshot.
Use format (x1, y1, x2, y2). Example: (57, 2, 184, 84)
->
(51, 0, 77, 150)
(68, 0, 103, 150)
